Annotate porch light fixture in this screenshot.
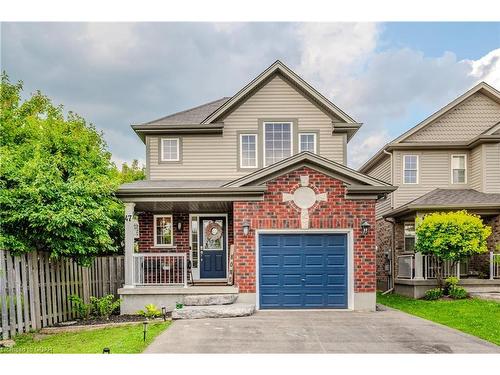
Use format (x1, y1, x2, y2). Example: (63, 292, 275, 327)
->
(242, 221, 250, 236)
(360, 220, 371, 236)
(177, 221, 182, 231)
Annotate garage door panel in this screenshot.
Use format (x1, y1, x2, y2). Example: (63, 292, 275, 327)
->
(259, 233, 348, 309)
(283, 274, 302, 286)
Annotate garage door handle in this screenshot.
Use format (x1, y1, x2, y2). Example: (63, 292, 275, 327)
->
(301, 278, 305, 282)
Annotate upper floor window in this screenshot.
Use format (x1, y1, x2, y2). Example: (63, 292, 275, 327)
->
(403, 155, 418, 184)
(161, 138, 179, 161)
(451, 154, 467, 184)
(299, 133, 316, 153)
(240, 134, 257, 168)
(404, 222, 416, 252)
(154, 214, 173, 247)
(264, 122, 292, 166)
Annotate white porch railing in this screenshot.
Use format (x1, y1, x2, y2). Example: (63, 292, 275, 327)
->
(133, 253, 187, 287)
(491, 253, 500, 279)
(397, 254, 471, 280)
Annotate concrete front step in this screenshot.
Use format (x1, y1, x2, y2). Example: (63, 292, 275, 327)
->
(183, 294, 238, 306)
(172, 303, 255, 319)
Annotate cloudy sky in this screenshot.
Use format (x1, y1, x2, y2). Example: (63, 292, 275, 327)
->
(1, 22, 499, 168)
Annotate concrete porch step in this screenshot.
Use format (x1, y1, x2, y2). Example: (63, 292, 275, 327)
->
(172, 303, 256, 319)
(183, 294, 238, 306)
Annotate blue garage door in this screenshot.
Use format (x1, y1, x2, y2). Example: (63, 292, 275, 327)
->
(259, 233, 348, 309)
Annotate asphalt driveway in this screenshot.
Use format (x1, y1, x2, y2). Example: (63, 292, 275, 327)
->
(145, 307, 500, 353)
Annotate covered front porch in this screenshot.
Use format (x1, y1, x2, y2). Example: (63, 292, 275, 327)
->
(115, 181, 265, 313)
(395, 252, 500, 298)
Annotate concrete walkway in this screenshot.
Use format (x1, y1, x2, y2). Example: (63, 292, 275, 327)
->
(145, 307, 500, 353)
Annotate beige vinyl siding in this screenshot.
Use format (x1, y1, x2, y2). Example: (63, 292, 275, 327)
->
(404, 93, 500, 143)
(393, 149, 472, 208)
(148, 74, 346, 180)
(483, 142, 500, 193)
(365, 154, 392, 218)
(469, 145, 483, 191)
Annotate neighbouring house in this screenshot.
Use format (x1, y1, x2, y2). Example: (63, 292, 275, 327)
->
(116, 61, 395, 315)
(359, 82, 500, 298)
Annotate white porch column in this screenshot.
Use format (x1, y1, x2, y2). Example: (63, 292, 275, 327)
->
(124, 202, 136, 288)
(490, 251, 494, 280)
(414, 252, 424, 280)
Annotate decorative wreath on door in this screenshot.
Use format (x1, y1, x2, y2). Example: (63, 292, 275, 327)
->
(205, 221, 223, 241)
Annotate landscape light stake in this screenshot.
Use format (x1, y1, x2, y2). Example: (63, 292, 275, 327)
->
(162, 306, 167, 321)
(102, 348, 110, 354)
(143, 321, 148, 342)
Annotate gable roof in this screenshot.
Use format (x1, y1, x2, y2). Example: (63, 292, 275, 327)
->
(359, 81, 500, 173)
(384, 188, 500, 218)
(224, 151, 395, 198)
(201, 60, 361, 139)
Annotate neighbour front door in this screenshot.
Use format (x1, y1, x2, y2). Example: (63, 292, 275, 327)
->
(199, 217, 227, 279)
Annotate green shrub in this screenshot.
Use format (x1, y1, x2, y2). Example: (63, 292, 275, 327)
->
(424, 288, 443, 300)
(449, 286, 468, 299)
(137, 304, 162, 319)
(90, 295, 121, 320)
(68, 295, 91, 320)
(444, 276, 459, 295)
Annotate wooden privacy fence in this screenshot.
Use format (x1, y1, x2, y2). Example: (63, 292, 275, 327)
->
(0, 250, 124, 339)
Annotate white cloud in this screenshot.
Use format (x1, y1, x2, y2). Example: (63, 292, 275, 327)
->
(293, 24, 499, 168)
(468, 48, 500, 87)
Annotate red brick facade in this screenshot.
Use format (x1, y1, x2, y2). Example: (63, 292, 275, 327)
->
(232, 166, 377, 293)
(137, 212, 190, 254)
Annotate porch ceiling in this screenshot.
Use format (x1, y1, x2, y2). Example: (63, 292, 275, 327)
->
(134, 200, 233, 213)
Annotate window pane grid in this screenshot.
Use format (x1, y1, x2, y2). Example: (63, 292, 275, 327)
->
(452, 155, 466, 183)
(403, 155, 418, 184)
(162, 139, 178, 161)
(299, 134, 315, 153)
(155, 216, 172, 246)
(265, 122, 292, 166)
(241, 134, 257, 167)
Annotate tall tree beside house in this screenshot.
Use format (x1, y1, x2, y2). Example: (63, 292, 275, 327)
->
(0, 74, 123, 265)
(118, 159, 145, 183)
(415, 210, 492, 287)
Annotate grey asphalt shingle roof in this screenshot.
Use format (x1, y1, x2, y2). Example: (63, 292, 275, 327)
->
(141, 97, 231, 125)
(409, 188, 500, 206)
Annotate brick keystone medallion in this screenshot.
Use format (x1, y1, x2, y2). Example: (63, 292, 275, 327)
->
(282, 175, 327, 229)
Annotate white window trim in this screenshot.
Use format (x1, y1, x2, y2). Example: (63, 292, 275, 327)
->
(450, 154, 467, 184)
(403, 154, 419, 185)
(160, 138, 180, 162)
(263, 121, 293, 167)
(239, 133, 258, 168)
(153, 214, 174, 247)
(404, 221, 416, 253)
(298, 132, 317, 154)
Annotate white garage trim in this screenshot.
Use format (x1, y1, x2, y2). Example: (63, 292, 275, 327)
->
(254, 229, 354, 310)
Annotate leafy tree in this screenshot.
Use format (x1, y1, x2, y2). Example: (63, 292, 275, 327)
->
(415, 210, 491, 287)
(119, 159, 145, 183)
(0, 74, 123, 265)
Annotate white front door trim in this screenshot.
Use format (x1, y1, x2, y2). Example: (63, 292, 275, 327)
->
(254, 228, 354, 311)
(189, 213, 229, 281)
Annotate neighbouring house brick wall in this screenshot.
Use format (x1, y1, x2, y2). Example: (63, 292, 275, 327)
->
(233, 166, 377, 294)
(375, 218, 392, 290)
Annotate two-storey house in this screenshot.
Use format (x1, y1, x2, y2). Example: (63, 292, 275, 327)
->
(360, 82, 500, 298)
(116, 61, 395, 316)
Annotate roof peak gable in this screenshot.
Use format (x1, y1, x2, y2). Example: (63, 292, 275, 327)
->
(201, 60, 358, 126)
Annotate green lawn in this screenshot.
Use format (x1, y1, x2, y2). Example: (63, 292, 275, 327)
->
(377, 293, 500, 346)
(0, 322, 170, 354)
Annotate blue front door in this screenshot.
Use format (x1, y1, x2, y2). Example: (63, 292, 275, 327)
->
(259, 233, 348, 309)
(200, 217, 227, 279)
